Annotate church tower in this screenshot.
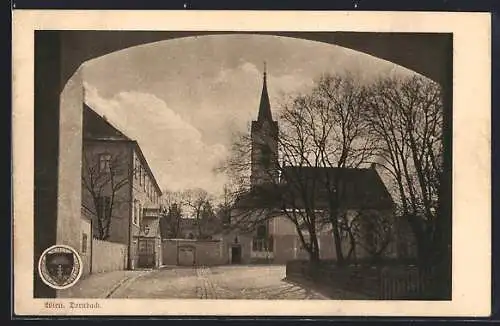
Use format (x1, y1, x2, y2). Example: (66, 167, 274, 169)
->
(250, 63, 279, 186)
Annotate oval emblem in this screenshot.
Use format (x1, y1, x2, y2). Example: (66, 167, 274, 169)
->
(38, 245, 83, 290)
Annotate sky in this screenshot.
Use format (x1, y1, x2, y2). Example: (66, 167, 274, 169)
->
(82, 34, 418, 198)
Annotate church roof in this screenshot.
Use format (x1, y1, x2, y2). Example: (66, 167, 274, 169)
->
(234, 166, 394, 211)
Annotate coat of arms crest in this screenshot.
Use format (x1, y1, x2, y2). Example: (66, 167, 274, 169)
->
(38, 245, 83, 290)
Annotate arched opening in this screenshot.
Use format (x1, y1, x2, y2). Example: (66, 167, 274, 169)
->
(34, 31, 452, 298)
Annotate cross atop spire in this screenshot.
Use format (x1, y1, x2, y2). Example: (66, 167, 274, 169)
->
(257, 61, 272, 122)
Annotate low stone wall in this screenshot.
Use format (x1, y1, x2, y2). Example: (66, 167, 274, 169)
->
(91, 239, 128, 273)
(286, 259, 434, 300)
(162, 239, 225, 266)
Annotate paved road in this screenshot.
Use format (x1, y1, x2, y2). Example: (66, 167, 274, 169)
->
(110, 265, 328, 299)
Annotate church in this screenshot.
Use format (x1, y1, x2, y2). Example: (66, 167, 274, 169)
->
(218, 66, 398, 265)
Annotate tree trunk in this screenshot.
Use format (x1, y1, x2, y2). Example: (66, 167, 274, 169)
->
(329, 215, 345, 266)
(309, 249, 320, 263)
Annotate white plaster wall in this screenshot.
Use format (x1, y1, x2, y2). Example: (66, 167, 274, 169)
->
(56, 66, 84, 251)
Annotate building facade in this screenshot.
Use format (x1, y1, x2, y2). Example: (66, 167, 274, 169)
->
(81, 104, 163, 270)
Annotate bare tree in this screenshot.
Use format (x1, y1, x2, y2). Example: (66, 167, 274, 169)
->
(199, 200, 221, 239)
(216, 183, 237, 227)
(182, 188, 219, 239)
(363, 75, 443, 268)
(160, 202, 182, 239)
(159, 189, 185, 239)
(286, 73, 377, 265)
(220, 73, 392, 264)
(348, 210, 395, 262)
(81, 151, 135, 240)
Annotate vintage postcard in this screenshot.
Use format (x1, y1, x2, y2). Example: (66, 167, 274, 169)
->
(12, 10, 491, 316)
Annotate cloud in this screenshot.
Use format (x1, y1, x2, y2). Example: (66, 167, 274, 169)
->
(83, 82, 229, 194)
(211, 60, 314, 112)
(240, 62, 260, 75)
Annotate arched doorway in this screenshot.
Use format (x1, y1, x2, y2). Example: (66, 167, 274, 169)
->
(34, 31, 452, 298)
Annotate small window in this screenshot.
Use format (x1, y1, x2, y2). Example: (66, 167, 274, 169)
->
(134, 158, 140, 179)
(133, 200, 141, 226)
(98, 154, 112, 172)
(139, 203, 143, 226)
(260, 145, 272, 168)
(256, 224, 267, 238)
(81, 233, 88, 254)
(133, 201, 137, 225)
(252, 237, 272, 252)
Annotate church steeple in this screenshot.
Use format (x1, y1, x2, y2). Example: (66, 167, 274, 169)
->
(251, 62, 279, 186)
(257, 62, 273, 121)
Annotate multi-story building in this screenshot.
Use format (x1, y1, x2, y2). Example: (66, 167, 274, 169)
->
(81, 104, 163, 269)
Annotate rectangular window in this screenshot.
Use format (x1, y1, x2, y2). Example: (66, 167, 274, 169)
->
(252, 237, 273, 252)
(98, 154, 111, 172)
(252, 238, 262, 251)
(134, 158, 139, 179)
(256, 224, 267, 238)
(139, 203, 143, 226)
(81, 233, 88, 253)
(139, 167, 143, 185)
(133, 200, 139, 225)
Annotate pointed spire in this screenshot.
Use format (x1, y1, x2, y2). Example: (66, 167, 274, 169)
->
(257, 61, 272, 121)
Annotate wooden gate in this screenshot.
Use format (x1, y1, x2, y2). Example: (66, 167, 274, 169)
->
(178, 246, 195, 266)
(138, 237, 155, 268)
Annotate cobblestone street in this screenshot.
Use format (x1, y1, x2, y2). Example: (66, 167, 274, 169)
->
(108, 265, 328, 300)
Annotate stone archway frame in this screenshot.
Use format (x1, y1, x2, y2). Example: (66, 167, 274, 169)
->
(34, 30, 452, 298)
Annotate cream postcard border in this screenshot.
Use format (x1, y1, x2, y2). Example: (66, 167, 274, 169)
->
(12, 10, 491, 316)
